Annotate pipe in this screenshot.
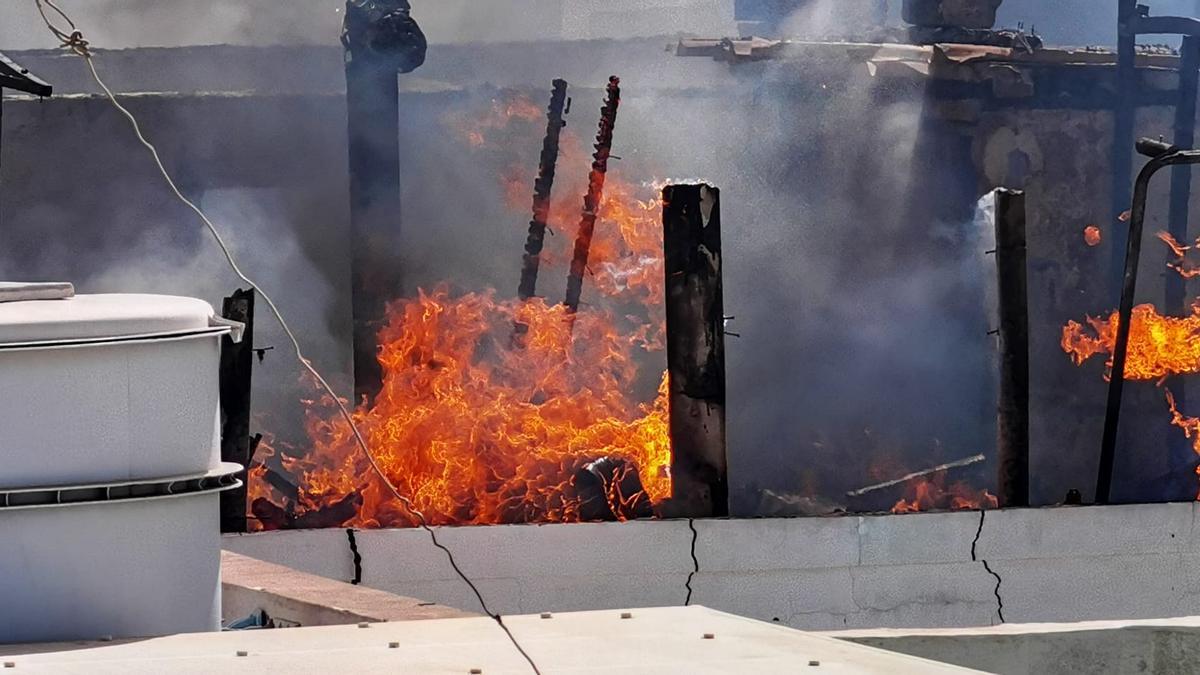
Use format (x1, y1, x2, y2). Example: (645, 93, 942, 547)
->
(1097, 141, 1200, 504)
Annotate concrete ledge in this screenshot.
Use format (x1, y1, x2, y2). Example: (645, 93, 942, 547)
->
(223, 502, 1200, 631)
(828, 617, 1200, 675)
(221, 551, 473, 627)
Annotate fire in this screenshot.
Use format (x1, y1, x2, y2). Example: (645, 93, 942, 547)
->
(1061, 303, 1200, 381)
(1062, 230, 1200, 494)
(892, 476, 997, 514)
(250, 92, 674, 528)
(1084, 225, 1102, 247)
(1166, 389, 1200, 496)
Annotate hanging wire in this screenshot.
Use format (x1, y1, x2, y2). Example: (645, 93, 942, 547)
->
(31, 2, 540, 671)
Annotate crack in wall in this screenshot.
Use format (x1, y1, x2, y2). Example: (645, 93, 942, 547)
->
(972, 509, 1006, 624)
(684, 518, 699, 605)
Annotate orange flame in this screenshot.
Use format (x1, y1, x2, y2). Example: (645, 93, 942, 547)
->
(892, 475, 997, 514)
(1061, 303, 1200, 381)
(1084, 225, 1102, 247)
(249, 94, 673, 528)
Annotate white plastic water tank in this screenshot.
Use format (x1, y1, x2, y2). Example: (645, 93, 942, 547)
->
(0, 294, 228, 488)
(0, 291, 239, 642)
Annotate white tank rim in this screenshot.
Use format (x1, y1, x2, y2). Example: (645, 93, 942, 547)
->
(0, 462, 243, 512)
(0, 325, 231, 352)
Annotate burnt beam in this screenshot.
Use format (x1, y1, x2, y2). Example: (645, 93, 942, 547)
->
(565, 76, 621, 318)
(993, 189, 1029, 508)
(519, 79, 569, 302)
(220, 288, 256, 533)
(661, 184, 728, 519)
(342, 0, 426, 403)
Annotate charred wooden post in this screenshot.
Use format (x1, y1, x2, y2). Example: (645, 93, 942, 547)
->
(343, 0, 426, 403)
(565, 76, 621, 317)
(519, 80, 569, 301)
(993, 189, 1029, 508)
(220, 288, 256, 533)
(661, 184, 728, 518)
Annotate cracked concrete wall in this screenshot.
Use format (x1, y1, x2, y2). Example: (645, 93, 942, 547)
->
(224, 501, 1200, 631)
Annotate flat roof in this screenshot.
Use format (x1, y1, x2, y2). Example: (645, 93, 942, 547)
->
(0, 606, 983, 674)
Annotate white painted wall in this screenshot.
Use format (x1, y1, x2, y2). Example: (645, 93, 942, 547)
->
(224, 501, 1200, 631)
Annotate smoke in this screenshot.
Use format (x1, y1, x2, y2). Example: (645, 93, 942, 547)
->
(1, 0, 1013, 517)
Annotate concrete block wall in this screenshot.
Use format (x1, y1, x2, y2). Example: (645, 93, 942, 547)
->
(224, 501, 1200, 632)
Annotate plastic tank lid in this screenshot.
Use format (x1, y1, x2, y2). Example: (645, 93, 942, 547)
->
(0, 294, 216, 344)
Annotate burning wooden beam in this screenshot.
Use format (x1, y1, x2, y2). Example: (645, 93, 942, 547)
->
(519, 79, 569, 301)
(343, 0, 426, 403)
(661, 184, 728, 518)
(994, 188, 1029, 508)
(564, 76, 621, 317)
(219, 288, 256, 533)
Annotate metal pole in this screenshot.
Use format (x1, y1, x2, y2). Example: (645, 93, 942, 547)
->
(220, 288, 256, 533)
(994, 189, 1030, 508)
(661, 184, 728, 519)
(1098, 141, 1200, 503)
(1113, 0, 1139, 291)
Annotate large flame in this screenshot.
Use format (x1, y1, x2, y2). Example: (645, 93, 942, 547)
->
(249, 92, 672, 528)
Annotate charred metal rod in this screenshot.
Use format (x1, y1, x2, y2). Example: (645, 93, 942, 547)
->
(564, 76, 621, 317)
(1098, 140, 1200, 504)
(518, 80, 569, 301)
(846, 454, 986, 498)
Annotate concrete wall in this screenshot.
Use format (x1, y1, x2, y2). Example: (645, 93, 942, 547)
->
(225, 502, 1200, 632)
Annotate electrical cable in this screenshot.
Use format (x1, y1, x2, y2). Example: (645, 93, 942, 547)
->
(32, 2, 540, 672)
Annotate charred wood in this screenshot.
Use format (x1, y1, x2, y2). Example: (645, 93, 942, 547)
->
(219, 288, 256, 533)
(660, 184, 728, 519)
(564, 76, 621, 318)
(519, 80, 569, 302)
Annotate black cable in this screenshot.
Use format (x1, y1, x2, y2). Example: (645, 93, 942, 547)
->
(346, 528, 363, 585)
(412, 517, 542, 674)
(684, 518, 699, 606)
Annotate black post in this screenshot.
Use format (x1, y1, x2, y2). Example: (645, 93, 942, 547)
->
(1113, 0, 1139, 291)
(342, 0, 426, 403)
(220, 289, 256, 533)
(519, 80, 569, 301)
(661, 184, 728, 519)
(994, 189, 1030, 508)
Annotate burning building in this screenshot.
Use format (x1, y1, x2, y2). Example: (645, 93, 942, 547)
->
(11, 1, 1200, 662)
